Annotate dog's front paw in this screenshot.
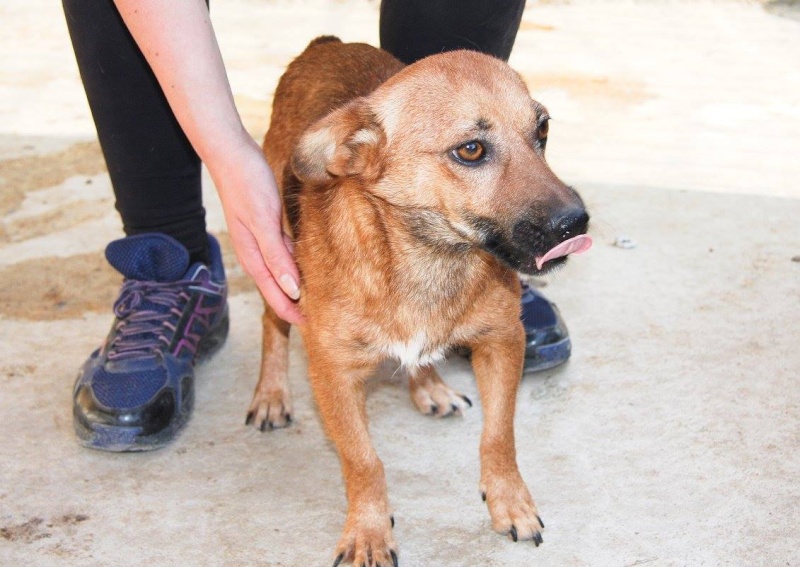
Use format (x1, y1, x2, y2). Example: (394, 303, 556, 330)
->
(245, 389, 292, 431)
(332, 510, 398, 567)
(409, 366, 472, 418)
(481, 475, 544, 546)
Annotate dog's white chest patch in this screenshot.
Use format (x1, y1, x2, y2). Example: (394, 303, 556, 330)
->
(383, 331, 446, 369)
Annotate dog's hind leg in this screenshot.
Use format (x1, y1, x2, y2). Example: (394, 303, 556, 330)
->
(246, 304, 293, 431)
(470, 320, 544, 546)
(408, 364, 472, 417)
(305, 349, 398, 566)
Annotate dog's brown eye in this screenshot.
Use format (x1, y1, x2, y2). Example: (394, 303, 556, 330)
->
(454, 141, 486, 163)
(538, 118, 550, 139)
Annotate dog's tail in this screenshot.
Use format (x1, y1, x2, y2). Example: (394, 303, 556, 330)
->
(307, 35, 341, 49)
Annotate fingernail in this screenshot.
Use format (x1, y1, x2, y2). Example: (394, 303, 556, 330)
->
(279, 274, 300, 300)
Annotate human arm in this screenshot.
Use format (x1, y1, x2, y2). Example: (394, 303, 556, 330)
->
(112, 0, 302, 324)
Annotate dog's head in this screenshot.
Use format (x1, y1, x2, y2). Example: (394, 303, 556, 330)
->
(292, 50, 590, 275)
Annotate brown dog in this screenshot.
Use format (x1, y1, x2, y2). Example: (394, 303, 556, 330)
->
(247, 36, 590, 566)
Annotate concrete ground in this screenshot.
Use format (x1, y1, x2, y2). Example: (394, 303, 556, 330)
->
(1, 1, 798, 565)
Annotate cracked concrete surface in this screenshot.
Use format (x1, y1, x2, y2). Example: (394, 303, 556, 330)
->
(1, 1, 798, 565)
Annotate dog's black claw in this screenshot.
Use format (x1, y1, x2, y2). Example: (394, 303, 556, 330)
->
(332, 553, 344, 567)
(510, 525, 518, 542)
(461, 395, 473, 407)
(245, 411, 254, 426)
(537, 515, 544, 529)
(268, 421, 275, 431)
(259, 420, 267, 433)
(430, 403, 439, 415)
(481, 492, 486, 502)
(450, 403, 459, 414)
(534, 532, 543, 546)
(390, 515, 395, 528)
(285, 413, 292, 424)
(391, 549, 399, 567)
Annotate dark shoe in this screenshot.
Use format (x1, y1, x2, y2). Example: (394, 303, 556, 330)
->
(521, 282, 571, 373)
(73, 233, 229, 452)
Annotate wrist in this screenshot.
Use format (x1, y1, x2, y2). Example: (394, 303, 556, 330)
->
(202, 126, 262, 179)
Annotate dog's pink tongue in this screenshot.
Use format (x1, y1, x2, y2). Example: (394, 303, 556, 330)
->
(535, 234, 593, 270)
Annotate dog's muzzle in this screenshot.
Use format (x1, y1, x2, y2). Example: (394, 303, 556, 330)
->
(473, 208, 592, 275)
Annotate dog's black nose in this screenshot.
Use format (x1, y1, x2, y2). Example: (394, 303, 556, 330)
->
(554, 209, 589, 241)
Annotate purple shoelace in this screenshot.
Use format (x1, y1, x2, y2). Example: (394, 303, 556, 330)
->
(107, 280, 191, 361)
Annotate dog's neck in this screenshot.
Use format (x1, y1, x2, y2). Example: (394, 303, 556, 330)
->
(363, 186, 489, 290)
(299, 182, 500, 312)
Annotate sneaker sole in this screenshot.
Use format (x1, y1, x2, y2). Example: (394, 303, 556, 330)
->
(523, 335, 571, 374)
(73, 391, 193, 452)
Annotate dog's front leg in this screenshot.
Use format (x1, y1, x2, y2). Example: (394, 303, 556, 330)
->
(307, 352, 398, 567)
(247, 305, 293, 430)
(470, 322, 545, 546)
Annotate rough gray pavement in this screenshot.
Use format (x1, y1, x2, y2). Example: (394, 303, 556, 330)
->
(1, 1, 798, 566)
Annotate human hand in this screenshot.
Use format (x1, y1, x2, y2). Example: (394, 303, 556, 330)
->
(209, 138, 303, 324)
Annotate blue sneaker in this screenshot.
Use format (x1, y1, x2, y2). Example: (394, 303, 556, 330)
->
(73, 233, 229, 452)
(521, 282, 571, 373)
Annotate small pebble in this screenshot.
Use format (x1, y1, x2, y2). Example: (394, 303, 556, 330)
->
(792, 255, 800, 263)
(614, 235, 637, 249)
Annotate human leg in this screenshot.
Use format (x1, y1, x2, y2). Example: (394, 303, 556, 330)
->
(379, 0, 526, 64)
(63, 0, 228, 451)
(63, 0, 209, 265)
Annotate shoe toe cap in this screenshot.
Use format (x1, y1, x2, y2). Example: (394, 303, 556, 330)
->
(74, 383, 177, 436)
(73, 355, 192, 436)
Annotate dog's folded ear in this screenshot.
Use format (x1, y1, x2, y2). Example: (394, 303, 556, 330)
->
(292, 98, 385, 184)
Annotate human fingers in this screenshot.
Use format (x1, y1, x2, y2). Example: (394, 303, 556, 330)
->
(228, 220, 303, 324)
(248, 256, 303, 325)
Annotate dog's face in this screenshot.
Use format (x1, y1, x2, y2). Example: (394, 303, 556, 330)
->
(292, 50, 589, 275)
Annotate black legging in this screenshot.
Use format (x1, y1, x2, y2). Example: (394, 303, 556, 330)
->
(62, 0, 526, 265)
